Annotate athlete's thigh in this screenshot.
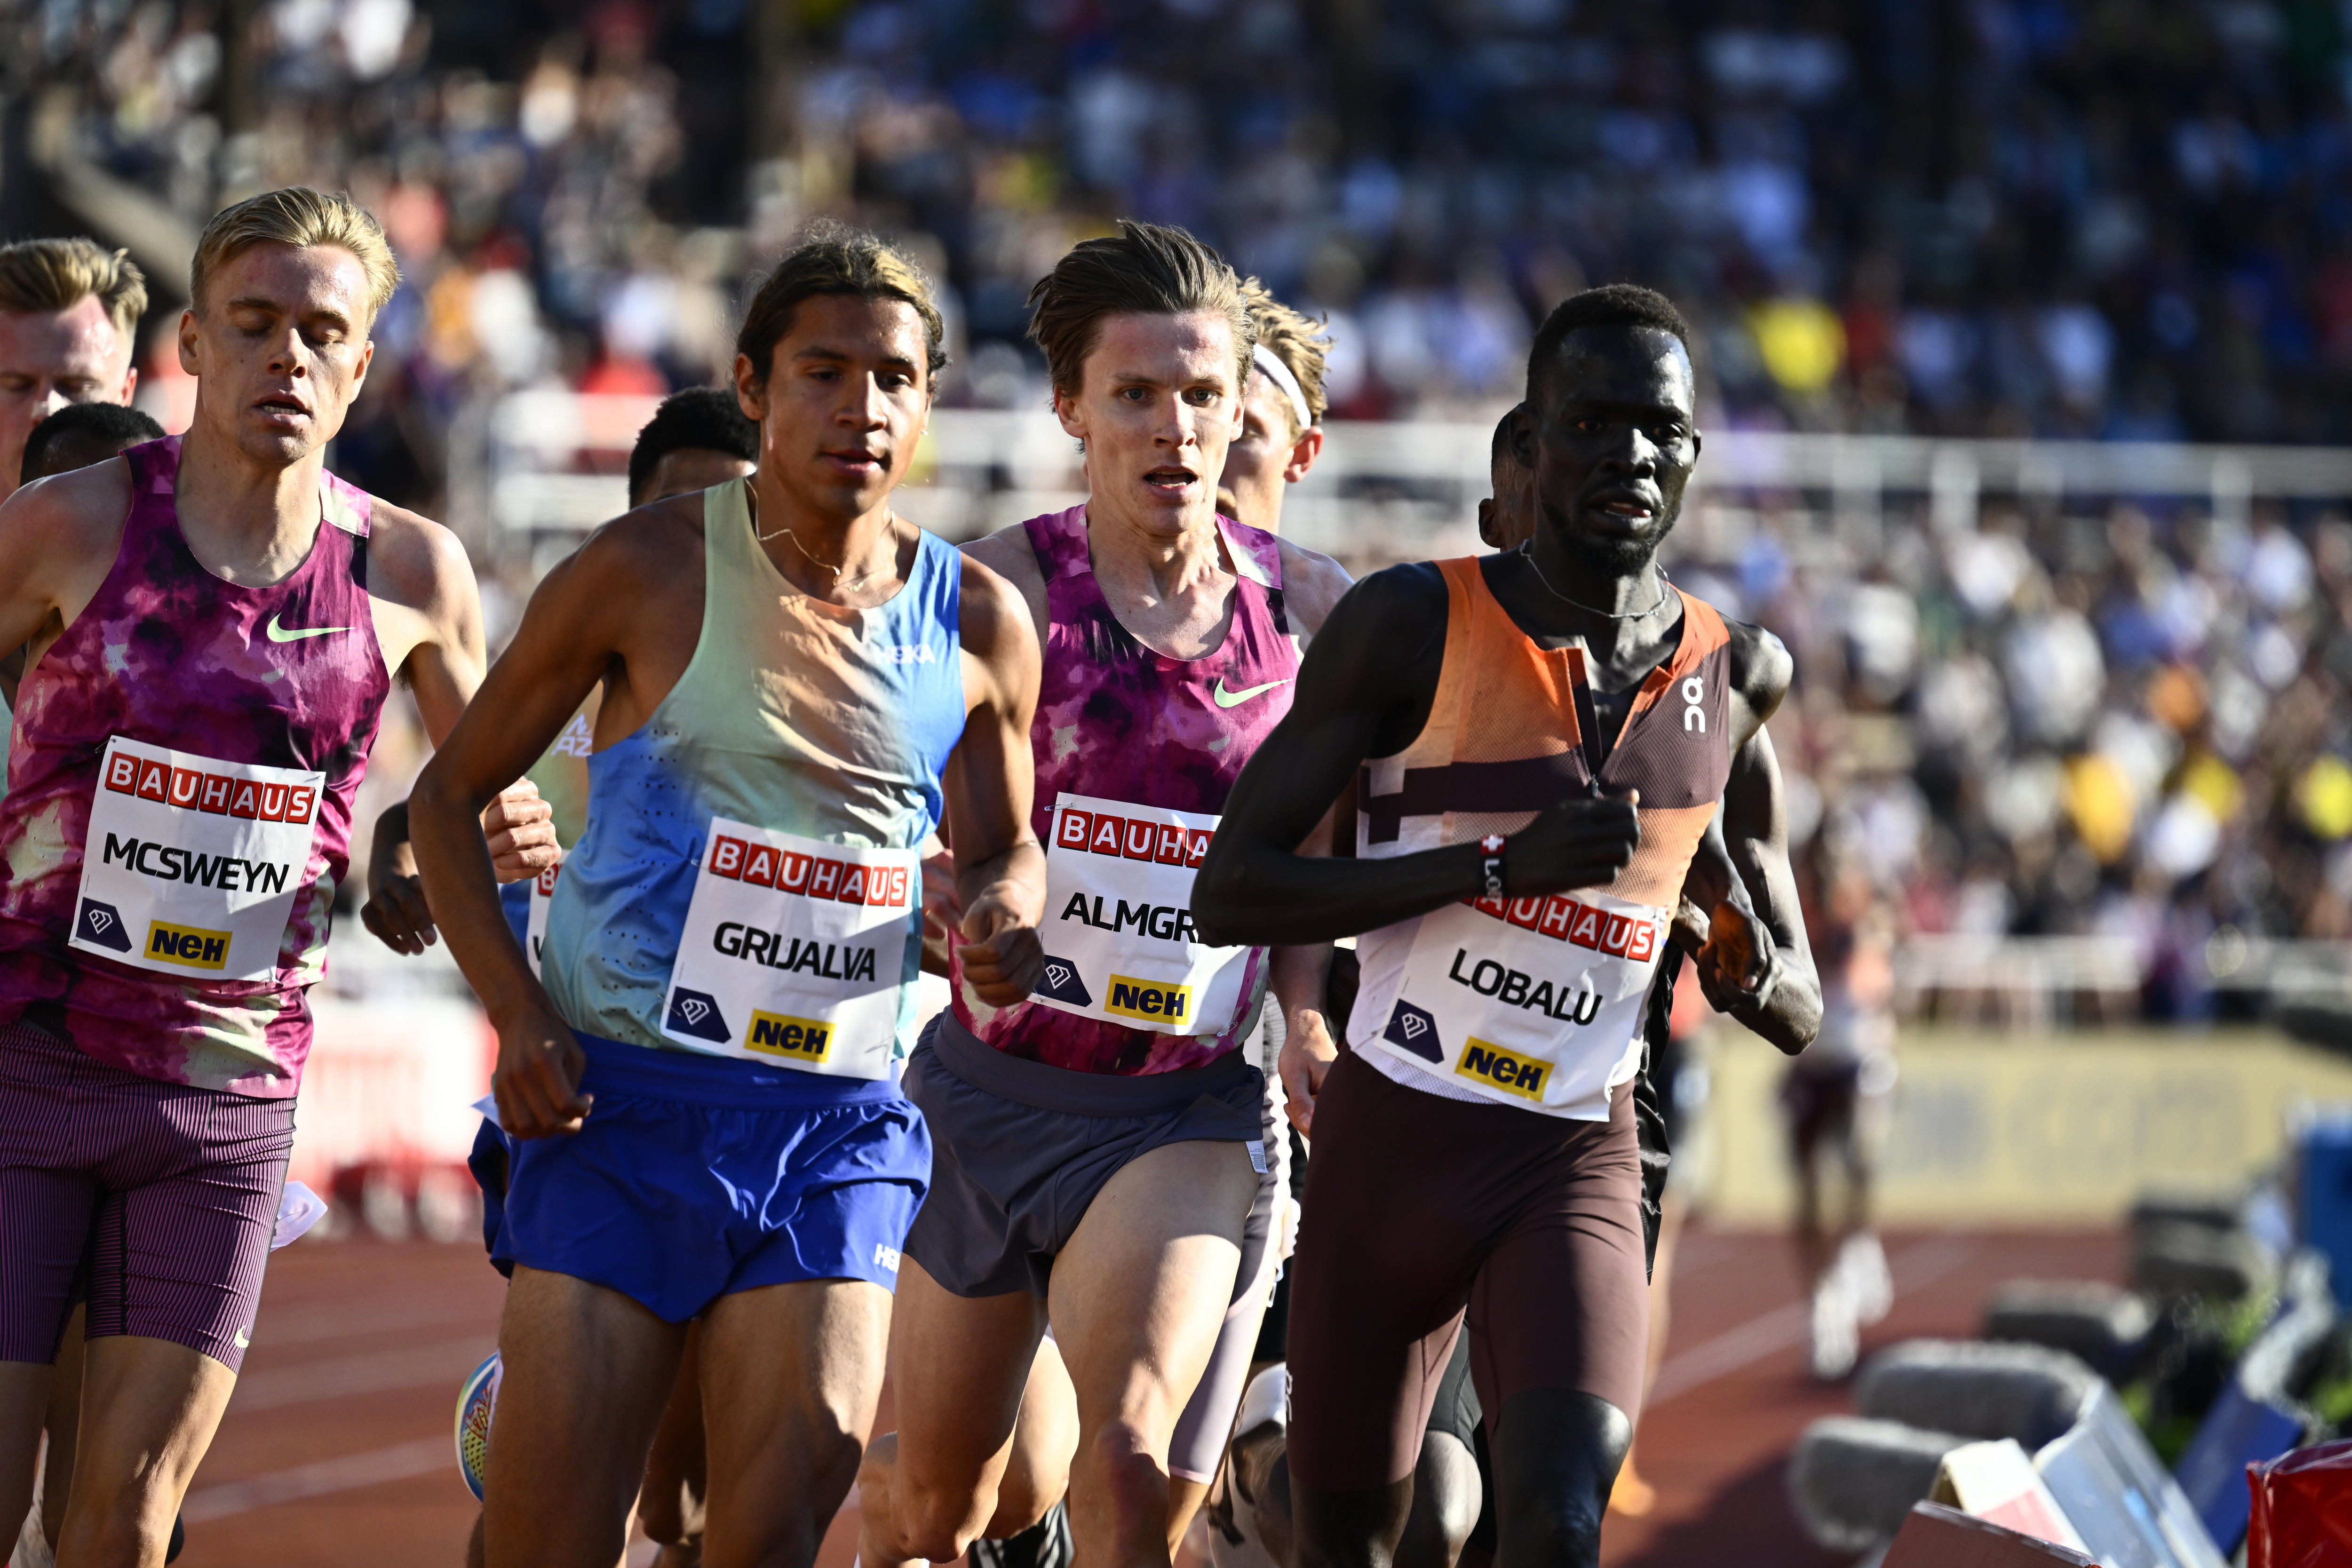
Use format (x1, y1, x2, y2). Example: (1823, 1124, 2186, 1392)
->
(70, 1333, 236, 1522)
(696, 1277, 893, 1567)
(1047, 1137, 1256, 1445)
(886, 1254, 1049, 1493)
(486, 1266, 688, 1568)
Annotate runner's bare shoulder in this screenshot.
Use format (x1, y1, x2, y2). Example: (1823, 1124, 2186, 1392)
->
(1718, 617, 1794, 729)
(954, 548, 1038, 677)
(359, 498, 475, 621)
(961, 519, 1047, 635)
(1272, 536, 1352, 638)
(529, 490, 709, 617)
(0, 454, 136, 578)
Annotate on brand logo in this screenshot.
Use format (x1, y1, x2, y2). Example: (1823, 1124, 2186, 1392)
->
(1682, 675, 1706, 733)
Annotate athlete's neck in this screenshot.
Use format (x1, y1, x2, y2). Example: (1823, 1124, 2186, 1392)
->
(1084, 493, 1229, 603)
(747, 470, 907, 607)
(1497, 530, 1678, 681)
(170, 423, 332, 589)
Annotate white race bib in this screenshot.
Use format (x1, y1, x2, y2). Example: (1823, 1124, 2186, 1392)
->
(525, 858, 558, 979)
(659, 817, 916, 1078)
(1360, 887, 1667, 1116)
(70, 738, 322, 982)
(1029, 793, 1258, 1038)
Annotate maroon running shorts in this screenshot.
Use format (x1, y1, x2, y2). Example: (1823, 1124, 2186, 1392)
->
(1284, 1050, 1648, 1491)
(0, 1018, 293, 1373)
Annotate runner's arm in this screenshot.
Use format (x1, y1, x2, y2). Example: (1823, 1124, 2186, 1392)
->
(357, 504, 555, 953)
(943, 553, 1048, 1005)
(1194, 567, 1643, 947)
(0, 457, 130, 654)
(410, 529, 646, 1137)
(1688, 628, 1819, 1054)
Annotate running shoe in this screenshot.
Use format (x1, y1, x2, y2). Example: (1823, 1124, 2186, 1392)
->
(455, 1351, 503, 1501)
(1839, 1231, 1893, 1326)
(966, 1499, 1072, 1568)
(1808, 1270, 1859, 1380)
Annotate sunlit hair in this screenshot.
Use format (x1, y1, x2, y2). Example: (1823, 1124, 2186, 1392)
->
(1242, 277, 1329, 434)
(191, 186, 400, 320)
(0, 237, 147, 344)
(1027, 220, 1254, 397)
(736, 221, 948, 386)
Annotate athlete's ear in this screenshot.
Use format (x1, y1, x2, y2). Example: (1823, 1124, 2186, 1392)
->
(1505, 398, 1536, 470)
(176, 307, 201, 378)
(732, 353, 766, 424)
(1282, 424, 1324, 485)
(1051, 380, 1086, 443)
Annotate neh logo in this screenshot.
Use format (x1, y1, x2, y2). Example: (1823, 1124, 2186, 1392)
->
(666, 987, 732, 1044)
(76, 899, 132, 953)
(1033, 955, 1093, 1007)
(1456, 1037, 1548, 1102)
(1383, 999, 1443, 1062)
(746, 1010, 832, 1062)
(1104, 974, 1192, 1024)
(146, 919, 230, 971)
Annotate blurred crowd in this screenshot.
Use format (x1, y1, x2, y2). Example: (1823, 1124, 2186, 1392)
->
(15, 0, 2352, 1007)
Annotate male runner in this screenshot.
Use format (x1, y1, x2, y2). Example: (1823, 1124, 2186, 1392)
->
(0, 239, 144, 509)
(408, 227, 1045, 1568)
(1194, 284, 1822, 1568)
(969, 276, 1344, 1568)
(0, 186, 551, 1566)
(1478, 408, 1534, 552)
(857, 222, 1350, 1568)
(20, 404, 167, 491)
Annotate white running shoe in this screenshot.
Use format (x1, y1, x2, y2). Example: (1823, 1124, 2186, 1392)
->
(1808, 1270, 1859, 1381)
(1839, 1231, 1894, 1326)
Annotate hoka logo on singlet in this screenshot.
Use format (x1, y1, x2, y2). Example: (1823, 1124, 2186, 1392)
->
(1053, 809, 1211, 866)
(1457, 892, 1658, 961)
(705, 836, 912, 907)
(875, 644, 938, 665)
(549, 716, 594, 757)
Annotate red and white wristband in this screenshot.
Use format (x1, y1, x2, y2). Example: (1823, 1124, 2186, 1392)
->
(1478, 833, 1507, 900)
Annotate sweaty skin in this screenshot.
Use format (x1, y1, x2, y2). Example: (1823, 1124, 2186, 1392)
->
(1191, 319, 1820, 1568)
(0, 234, 549, 1568)
(0, 293, 138, 508)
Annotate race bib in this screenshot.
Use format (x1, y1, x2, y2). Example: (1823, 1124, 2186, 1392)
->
(1362, 886, 1668, 1116)
(659, 817, 916, 1078)
(1030, 793, 1258, 1038)
(70, 738, 323, 983)
(525, 858, 558, 979)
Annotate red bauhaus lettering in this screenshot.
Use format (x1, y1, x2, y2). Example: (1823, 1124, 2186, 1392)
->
(885, 867, 910, 906)
(257, 782, 290, 822)
(1600, 915, 1633, 956)
(1123, 819, 1157, 860)
(103, 754, 139, 794)
(199, 775, 233, 814)
(777, 852, 812, 892)
(837, 864, 869, 903)
(136, 762, 170, 803)
(1506, 896, 1546, 931)
(1626, 922, 1656, 962)
(1537, 896, 1577, 939)
(281, 784, 316, 824)
(227, 781, 261, 819)
(741, 846, 778, 888)
(809, 859, 843, 899)
(1088, 816, 1124, 856)
(709, 836, 746, 878)
(536, 863, 560, 896)
(1057, 810, 1093, 849)
(1155, 823, 1188, 865)
(1568, 907, 1602, 949)
(167, 768, 202, 808)
(1185, 829, 1211, 866)
(1472, 893, 1509, 919)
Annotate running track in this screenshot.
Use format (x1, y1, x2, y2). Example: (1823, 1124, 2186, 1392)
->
(171, 1226, 2122, 1567)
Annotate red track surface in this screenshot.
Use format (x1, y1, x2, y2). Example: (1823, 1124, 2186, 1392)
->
(173, 1225, 2122, 1567)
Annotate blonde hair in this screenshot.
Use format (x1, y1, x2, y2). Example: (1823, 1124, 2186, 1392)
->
(0, 238, 147, 344)
(190, 187, 400, 320)
(1242, 278, 1329, 433)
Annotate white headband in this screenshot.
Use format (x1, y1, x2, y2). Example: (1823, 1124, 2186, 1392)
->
(1252, 343, 1313, 432)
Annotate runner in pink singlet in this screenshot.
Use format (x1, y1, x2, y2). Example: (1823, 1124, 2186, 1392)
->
(0, 188, 550, 1566)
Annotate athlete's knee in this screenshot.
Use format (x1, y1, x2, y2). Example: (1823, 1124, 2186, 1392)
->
(1398, 1435, 1481, 1568)
(1074, 1420, 1168, 1526)
(1490, 1392, 1629, 1568)
(58, 1473, 179, 1568)
(983, 1454, 1064, 1539)
(859, 1435, 981, 1563)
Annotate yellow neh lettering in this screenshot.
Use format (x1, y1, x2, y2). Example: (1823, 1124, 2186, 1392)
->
(1454, 1037, 1548, 1103)
(746, 1010, 832, 1062)
(1104, 974, 1192, 1024)
(145, 919, 230, 972)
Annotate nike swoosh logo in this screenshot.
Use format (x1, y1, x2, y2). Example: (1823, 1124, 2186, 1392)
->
(265, 614, 349, 643)
(234, 1325, 252, 1349)
(1212, 677, 1290, 708)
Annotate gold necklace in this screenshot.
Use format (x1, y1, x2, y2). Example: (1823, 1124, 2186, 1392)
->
(749, 490, 903, 590)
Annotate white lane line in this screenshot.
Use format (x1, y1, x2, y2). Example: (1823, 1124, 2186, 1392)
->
(230, 1334, 498, 1413)
(1646, 1236, 1981, 1408)
(182, 1437, 453, 1522)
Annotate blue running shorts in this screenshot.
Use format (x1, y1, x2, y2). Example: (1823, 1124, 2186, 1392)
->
(494, 1031, 931, 1321)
